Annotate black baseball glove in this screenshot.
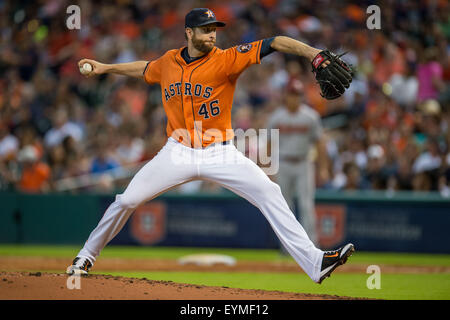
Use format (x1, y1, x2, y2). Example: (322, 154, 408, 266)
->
(311, 50, 354, 100)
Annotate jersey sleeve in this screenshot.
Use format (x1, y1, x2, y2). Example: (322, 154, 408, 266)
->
(224, 40, 263, 81)
(260, 37, 276, 59)
(143, 57, 163, 84)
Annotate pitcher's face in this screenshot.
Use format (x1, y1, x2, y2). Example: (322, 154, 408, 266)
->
(188, 25, 217, 53)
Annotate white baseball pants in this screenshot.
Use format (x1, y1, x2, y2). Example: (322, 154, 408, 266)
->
(77, 137, 324, 282)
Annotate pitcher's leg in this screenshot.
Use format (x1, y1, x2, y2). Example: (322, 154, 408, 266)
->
(77, 194, 136, 263)
(77, 140, 196, 263)
(201, 148, 323, 282)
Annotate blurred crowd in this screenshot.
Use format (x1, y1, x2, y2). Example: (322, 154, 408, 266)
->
(0, 0, 449, 195)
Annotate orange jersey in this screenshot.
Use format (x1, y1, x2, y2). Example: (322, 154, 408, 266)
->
(143, 40, 263, 148)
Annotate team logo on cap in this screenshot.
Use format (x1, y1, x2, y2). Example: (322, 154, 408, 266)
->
(237, 43, 252, 53)
(205, 10, 214, 18)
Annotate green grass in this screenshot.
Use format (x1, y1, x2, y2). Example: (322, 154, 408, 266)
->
(0, 245, 281, 261)
(1, 245, 450, 300)
(1, 244, 450, 266)
(91, 271, 450, 300)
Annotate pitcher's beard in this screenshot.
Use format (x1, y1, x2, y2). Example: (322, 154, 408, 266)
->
(192, 38, 215, 54)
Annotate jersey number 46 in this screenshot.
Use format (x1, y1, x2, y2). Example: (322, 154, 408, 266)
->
(198, 100, 220, 119)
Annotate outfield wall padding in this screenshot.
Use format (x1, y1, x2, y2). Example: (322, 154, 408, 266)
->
(0, 191, 449, 253)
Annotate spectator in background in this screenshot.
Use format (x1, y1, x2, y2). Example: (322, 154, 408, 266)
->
(417, 47, 445, 102)
(62, 151, 91, 180)
(15, 125, 45, 160)
(17, 145, 50, 193)
(114, 123, 145, 166)
(389, 62, 418, 109)
(342, 162, 369, 190)
(89, 138, 120, 192)
(372, 41, 405, 87)
(47, 144, 67, 181)
(90, 141, 120, 175)
(62, 135, 82, 160)
(339, 137, 367, 170)
(392, 157, 414, 191)
(412, 138, 443, 191)
(0, 122, 19, 160)
(0, 0, 449, 195)
(0, 159, 18, 190)
(44, 108, 83, 148)
(364, 144, 389, 190)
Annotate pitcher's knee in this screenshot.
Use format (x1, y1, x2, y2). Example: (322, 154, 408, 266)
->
(259, 181, 282, 196)
(271, 182, 282, 195)
(115, 194, 140, 210)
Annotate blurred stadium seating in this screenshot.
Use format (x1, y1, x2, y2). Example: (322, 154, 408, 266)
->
(0, 0, 449, 195)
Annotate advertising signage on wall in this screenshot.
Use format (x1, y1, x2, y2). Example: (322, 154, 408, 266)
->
(0, 192, 448, 253)
(105, 195, 450, 253)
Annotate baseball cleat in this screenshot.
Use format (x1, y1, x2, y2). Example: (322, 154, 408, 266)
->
(318, 243, 355, 284)
(66, 256, 93, 276)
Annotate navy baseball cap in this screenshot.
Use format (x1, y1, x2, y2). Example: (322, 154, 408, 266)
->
(185, 8, 226, 28)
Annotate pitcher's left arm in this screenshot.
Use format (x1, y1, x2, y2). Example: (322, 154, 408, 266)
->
(269, 36, 354, 100)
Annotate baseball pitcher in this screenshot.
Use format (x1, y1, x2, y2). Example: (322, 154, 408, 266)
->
(67, 8, 354, 284)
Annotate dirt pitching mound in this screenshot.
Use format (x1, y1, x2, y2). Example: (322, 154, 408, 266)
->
(0, 272, 364, 300)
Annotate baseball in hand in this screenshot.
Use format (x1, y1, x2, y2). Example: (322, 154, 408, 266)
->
(79, 63, 93, 75)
